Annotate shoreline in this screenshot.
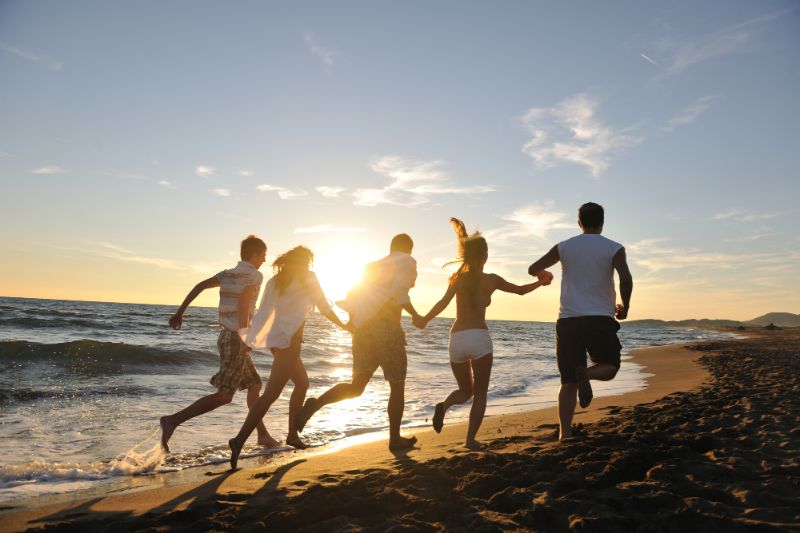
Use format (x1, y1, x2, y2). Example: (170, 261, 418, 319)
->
(0, 338, 713, 531)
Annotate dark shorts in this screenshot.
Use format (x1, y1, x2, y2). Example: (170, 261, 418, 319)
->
(352, 318, 407, 383)
(556, 316, 621, 384)
(210, 328, 262, 394)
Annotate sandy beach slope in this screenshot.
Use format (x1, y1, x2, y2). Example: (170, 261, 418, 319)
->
(3, 330, 799, 531)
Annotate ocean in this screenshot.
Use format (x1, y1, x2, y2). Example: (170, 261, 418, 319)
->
(0, 296, 739, 505)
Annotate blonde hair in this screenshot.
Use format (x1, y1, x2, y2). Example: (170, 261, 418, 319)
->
(273, 246, 313, 294)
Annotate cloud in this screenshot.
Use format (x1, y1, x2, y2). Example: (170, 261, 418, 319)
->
(85, 241, 218, 273)
(482, 201, 574, 245)
(195, 165, 215, 179)
(0, 151, 13, 160)
(640, 53, 660, 67)
(31, 165, 67, 174)
(0, 41, 62, 71)
(353, 155, 494, 207)
(256, 184, 308, 200)
(662, 95, 717, 132)
(158, 180, 176, 189)
(239, 170, 254, 177)
(303, 32, 335, 74)
(294, 224, 366, 234)
(316, 186, 345, 198)
(212, 188, 231, 197)
(712, 209, 781, 222)
(646, 8, 793, 78)
(519, 94, 641, 178)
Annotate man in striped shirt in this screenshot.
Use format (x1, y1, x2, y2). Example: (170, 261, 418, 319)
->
(160, 235, 277, 452)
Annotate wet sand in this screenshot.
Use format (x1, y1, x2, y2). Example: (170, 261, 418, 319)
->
(3, 329, 798, 532)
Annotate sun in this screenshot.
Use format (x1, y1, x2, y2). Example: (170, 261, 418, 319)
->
(313, 242, 377, 303)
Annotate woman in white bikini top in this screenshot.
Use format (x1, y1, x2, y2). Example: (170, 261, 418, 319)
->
(416, 217, 553, 449)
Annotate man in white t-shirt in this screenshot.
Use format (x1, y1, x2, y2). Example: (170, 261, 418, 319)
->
(528, 203, 633, 440)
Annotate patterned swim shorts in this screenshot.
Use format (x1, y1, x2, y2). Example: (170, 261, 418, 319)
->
(210, 328, 262, 394)
(352, 318, 407, 383)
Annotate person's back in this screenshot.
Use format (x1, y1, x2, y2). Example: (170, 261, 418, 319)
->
(558, 234, 622, 319)
(452, 273, 493, 331)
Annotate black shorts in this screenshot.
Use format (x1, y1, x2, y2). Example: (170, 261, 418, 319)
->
(556, 316, 621, 384)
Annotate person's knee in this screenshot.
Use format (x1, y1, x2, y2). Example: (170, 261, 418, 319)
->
(460, 385, 473, 399)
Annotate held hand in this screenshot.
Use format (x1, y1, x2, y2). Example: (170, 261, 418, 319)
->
(412, 315, 428, 329)
(538, 270, 554, 286)
(615, 304, 628, 320)
(344, 321, 355, 334)
(169, 313, 183, 330)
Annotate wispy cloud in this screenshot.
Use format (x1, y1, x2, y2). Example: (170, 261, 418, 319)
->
(316, 186, 345, 198)
(256, 184, 309, 200)
(239, 170, 254, 177)
(0, 41, 62, 71)
(31, 165, 67, 175)
(87, 241, 217, 273)
(712, 208, 781, 222)
(294, 224, 366, 234)
(519, 94, 641, 178)
(303, 32, 335, 74)
(484, 201, 574, 243)
(212, 188, 231, 197)
(639, 53, 660, 67)
(353, 155, 494, 207)
(646, 8, 793, 78)
(195, 165, 215, 179)
(158, 180, 176, 189)
(662, 95, 717, 132)
(0, 151, 13, 160)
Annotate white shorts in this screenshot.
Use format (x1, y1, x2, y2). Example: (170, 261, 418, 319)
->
(448, 329, 493, 364)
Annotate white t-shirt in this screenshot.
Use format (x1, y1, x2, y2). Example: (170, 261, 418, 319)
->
(557, 234, 623, 319)
(242, 271, 332, 350)
(216, 261, 264, 331)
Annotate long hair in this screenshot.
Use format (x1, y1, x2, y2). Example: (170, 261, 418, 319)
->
(272, 246, 313, 294)
(446, 217, 488, 303)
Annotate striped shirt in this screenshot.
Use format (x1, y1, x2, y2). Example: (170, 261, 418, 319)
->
(216, 261, 264, 331)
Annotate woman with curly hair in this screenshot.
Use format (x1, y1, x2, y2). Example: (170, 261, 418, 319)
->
(416, 218, 553, 449)
(228, 246, 350, 467)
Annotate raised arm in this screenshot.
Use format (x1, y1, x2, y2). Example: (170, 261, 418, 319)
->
(613, 247, 633, 320)
(528, 245, 559, 282)
(492, 272, 552, 295)
(416, 284, 457, 328)
(169, 276, 220, 330)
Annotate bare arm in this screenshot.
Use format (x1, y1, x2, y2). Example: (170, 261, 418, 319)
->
(492, 272, 552, 295)
(415, 284, 457, 328)
(321, 308, 352, 332)
(169, 276, 220, 330)
(613, 247, 633, 320)
(528, 245, 560, 282)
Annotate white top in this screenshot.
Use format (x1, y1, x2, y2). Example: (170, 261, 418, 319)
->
(241, 271, 332, 350)
(216, 261, 264, 331)
(557, 234, 623, 319)
(337, 251, 417, 328)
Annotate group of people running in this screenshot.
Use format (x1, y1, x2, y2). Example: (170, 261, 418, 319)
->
(160, 202, 633, 469)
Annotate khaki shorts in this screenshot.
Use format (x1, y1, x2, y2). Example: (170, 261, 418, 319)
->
(352, 318, 407, 383)
(210, 328, 262, 394)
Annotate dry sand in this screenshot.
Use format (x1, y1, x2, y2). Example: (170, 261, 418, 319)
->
(3, 330, 798, 531)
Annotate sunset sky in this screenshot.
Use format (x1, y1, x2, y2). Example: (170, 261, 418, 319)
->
(1, 1, 798, 321)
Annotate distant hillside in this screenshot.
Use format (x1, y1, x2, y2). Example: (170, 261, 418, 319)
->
(743, 312, 800, 328)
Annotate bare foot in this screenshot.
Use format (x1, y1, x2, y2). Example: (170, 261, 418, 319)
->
(286, 435, 309, 450)
(160, 416, 176, 453)
(389, 435, 417, 451)
(575, 366, 593, 408)
(229, 438, 242, 470)
(257, 434, 281, 448)
(432, 403, 445, 433)
(295, 397, 318, 433)
(465, 439, 484, 450)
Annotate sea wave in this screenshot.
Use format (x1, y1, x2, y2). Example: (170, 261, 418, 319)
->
(0, 316, 117, 330)
(0, 339, 217, 368)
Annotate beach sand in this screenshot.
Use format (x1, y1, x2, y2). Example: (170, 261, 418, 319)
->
(3, 329, 798, 531)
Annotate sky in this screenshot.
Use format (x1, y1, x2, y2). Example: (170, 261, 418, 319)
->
(0, 1, 798, 322)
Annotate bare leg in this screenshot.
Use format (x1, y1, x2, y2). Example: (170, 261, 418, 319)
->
(295, 373, 370, 432)
(433, 361, 473, 433)
(229, 343, 301, 469)
(388, 379, 416, 450)
(160, 391, 233, 452)
(248, 384, 280, 448)
(286, 359, 310, 449)
(558, 382, 578, 440)
(465, 353, 492, 449)
(587, 362, 617, 381)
